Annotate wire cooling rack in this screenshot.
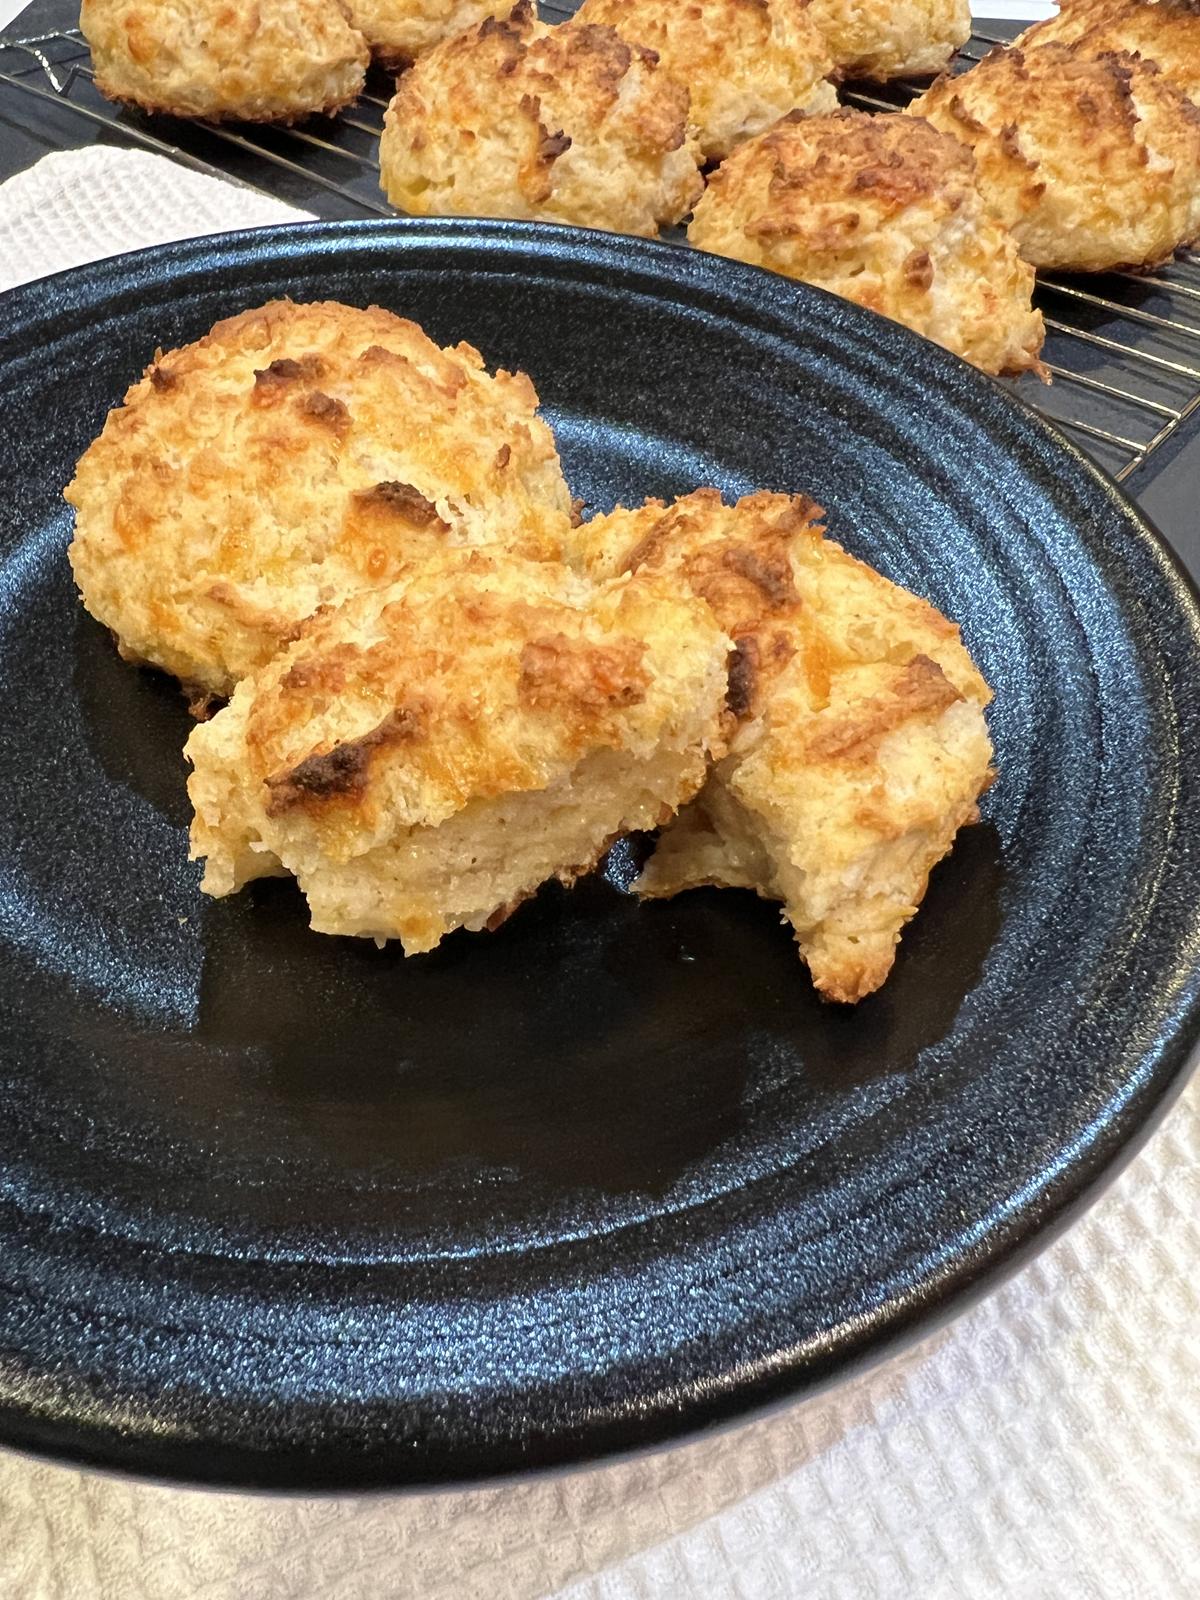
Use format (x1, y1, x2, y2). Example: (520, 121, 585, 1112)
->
(4, 17, 1200, 484)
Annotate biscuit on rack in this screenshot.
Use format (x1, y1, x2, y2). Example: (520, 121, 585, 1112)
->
(688, 110, 1046, 377)
(1016, 0, 1200, 107)
(80, 0, 369, 122)
(378, 1, 704, 235)
(911, 42, 1200, 271)
(186, 548, 732, 954)
(343, 0, 513, 70)
(570, 489, 995, 1003)
(571, 0, 838, 162)
(66, 299, 574, 702)
(805, 0, 970, 81)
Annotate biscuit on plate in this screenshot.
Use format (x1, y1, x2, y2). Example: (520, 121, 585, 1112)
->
(571, 0, 838, 162)
(378, 1, 704, 235)
(687, 110, 1046, 378)
(805, 0, 970, 81)
(66, 299, 574, 702)
(911, 43, 1200, 271)
(570, 490, 994, 1003)
(1016, 0, 1200, 107)
(79, 0, 368, 122)
(186, 548, 731, 954)
(343, 0, 511, 70)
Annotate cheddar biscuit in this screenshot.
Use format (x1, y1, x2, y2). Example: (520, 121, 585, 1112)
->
(688, 110, 1046, 377)
(66, 299, 574, 700)
(378, 1, 705, 235)
(186, 549, 732, 953)
(571, 490, 995, 1003)
(343, 0, 511, 70)
(912, 42, 1200, 271)
(806, 0, 970, 81)
(80, 0, 368, 122)
(572, 0, 838, 162)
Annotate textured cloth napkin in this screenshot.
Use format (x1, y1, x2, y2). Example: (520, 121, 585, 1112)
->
(1, 144, 1198, 1600)
(0, 147, 311, 293)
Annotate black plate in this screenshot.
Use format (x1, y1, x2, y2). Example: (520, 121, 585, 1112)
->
(1, 219, 1199, 1490)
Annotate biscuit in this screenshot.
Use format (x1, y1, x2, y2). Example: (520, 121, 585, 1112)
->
(378, 1, 705, 235)
(186, 548, 732, 953)
(80, 0, 368, 122)
(688, 110, 1046, 377)
(1017, 0, 1200, 107)
(343, 0, 511, 70)
(912, 42, 1200, 271)
(572, 0, 838, 162)
(66, 299, 574, 701)
(806, 0, 970, 81)
(571, 490, 994, 1003)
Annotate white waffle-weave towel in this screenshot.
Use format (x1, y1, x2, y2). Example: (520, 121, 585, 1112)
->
(0, 146, 312, 293)
(0, 141, 1197, 1600)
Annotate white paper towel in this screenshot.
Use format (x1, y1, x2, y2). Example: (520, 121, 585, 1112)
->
(0, 145, 1197, 1600)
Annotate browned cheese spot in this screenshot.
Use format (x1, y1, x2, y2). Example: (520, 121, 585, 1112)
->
(519, 632, 647, 713)
(805, 654, 962, 762)
(354, 480, 449, 529)
(726, 636, 760, 720)
(280, 653, 347, 694)
(947, 94, 988, 136)
(265, 707, 424, 815)
(299, 391, 351, 437)
(722, 544, 796, 607)
(623, 517, 674, 573)
(904, 248, 934, 292)
(252, 353, 326, 394)
(997, 122, 1031, 165)
(538, 128, 573, 162)
(481, 0, 531, 45)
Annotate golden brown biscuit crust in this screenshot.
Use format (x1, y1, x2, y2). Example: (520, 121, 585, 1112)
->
(378, 1, 705, 235)
(572, 0, 838, 161)
(66, 299, 574, 698)
(912, 42, 1200, 270)
(688, 109, 1046, 377)
(80, 0, 369, 122)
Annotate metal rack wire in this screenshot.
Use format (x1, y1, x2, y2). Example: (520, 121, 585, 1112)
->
(4, 18, 1200, 483)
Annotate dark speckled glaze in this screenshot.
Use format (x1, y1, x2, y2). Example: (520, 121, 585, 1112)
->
(0, 220, 1199, 1490)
